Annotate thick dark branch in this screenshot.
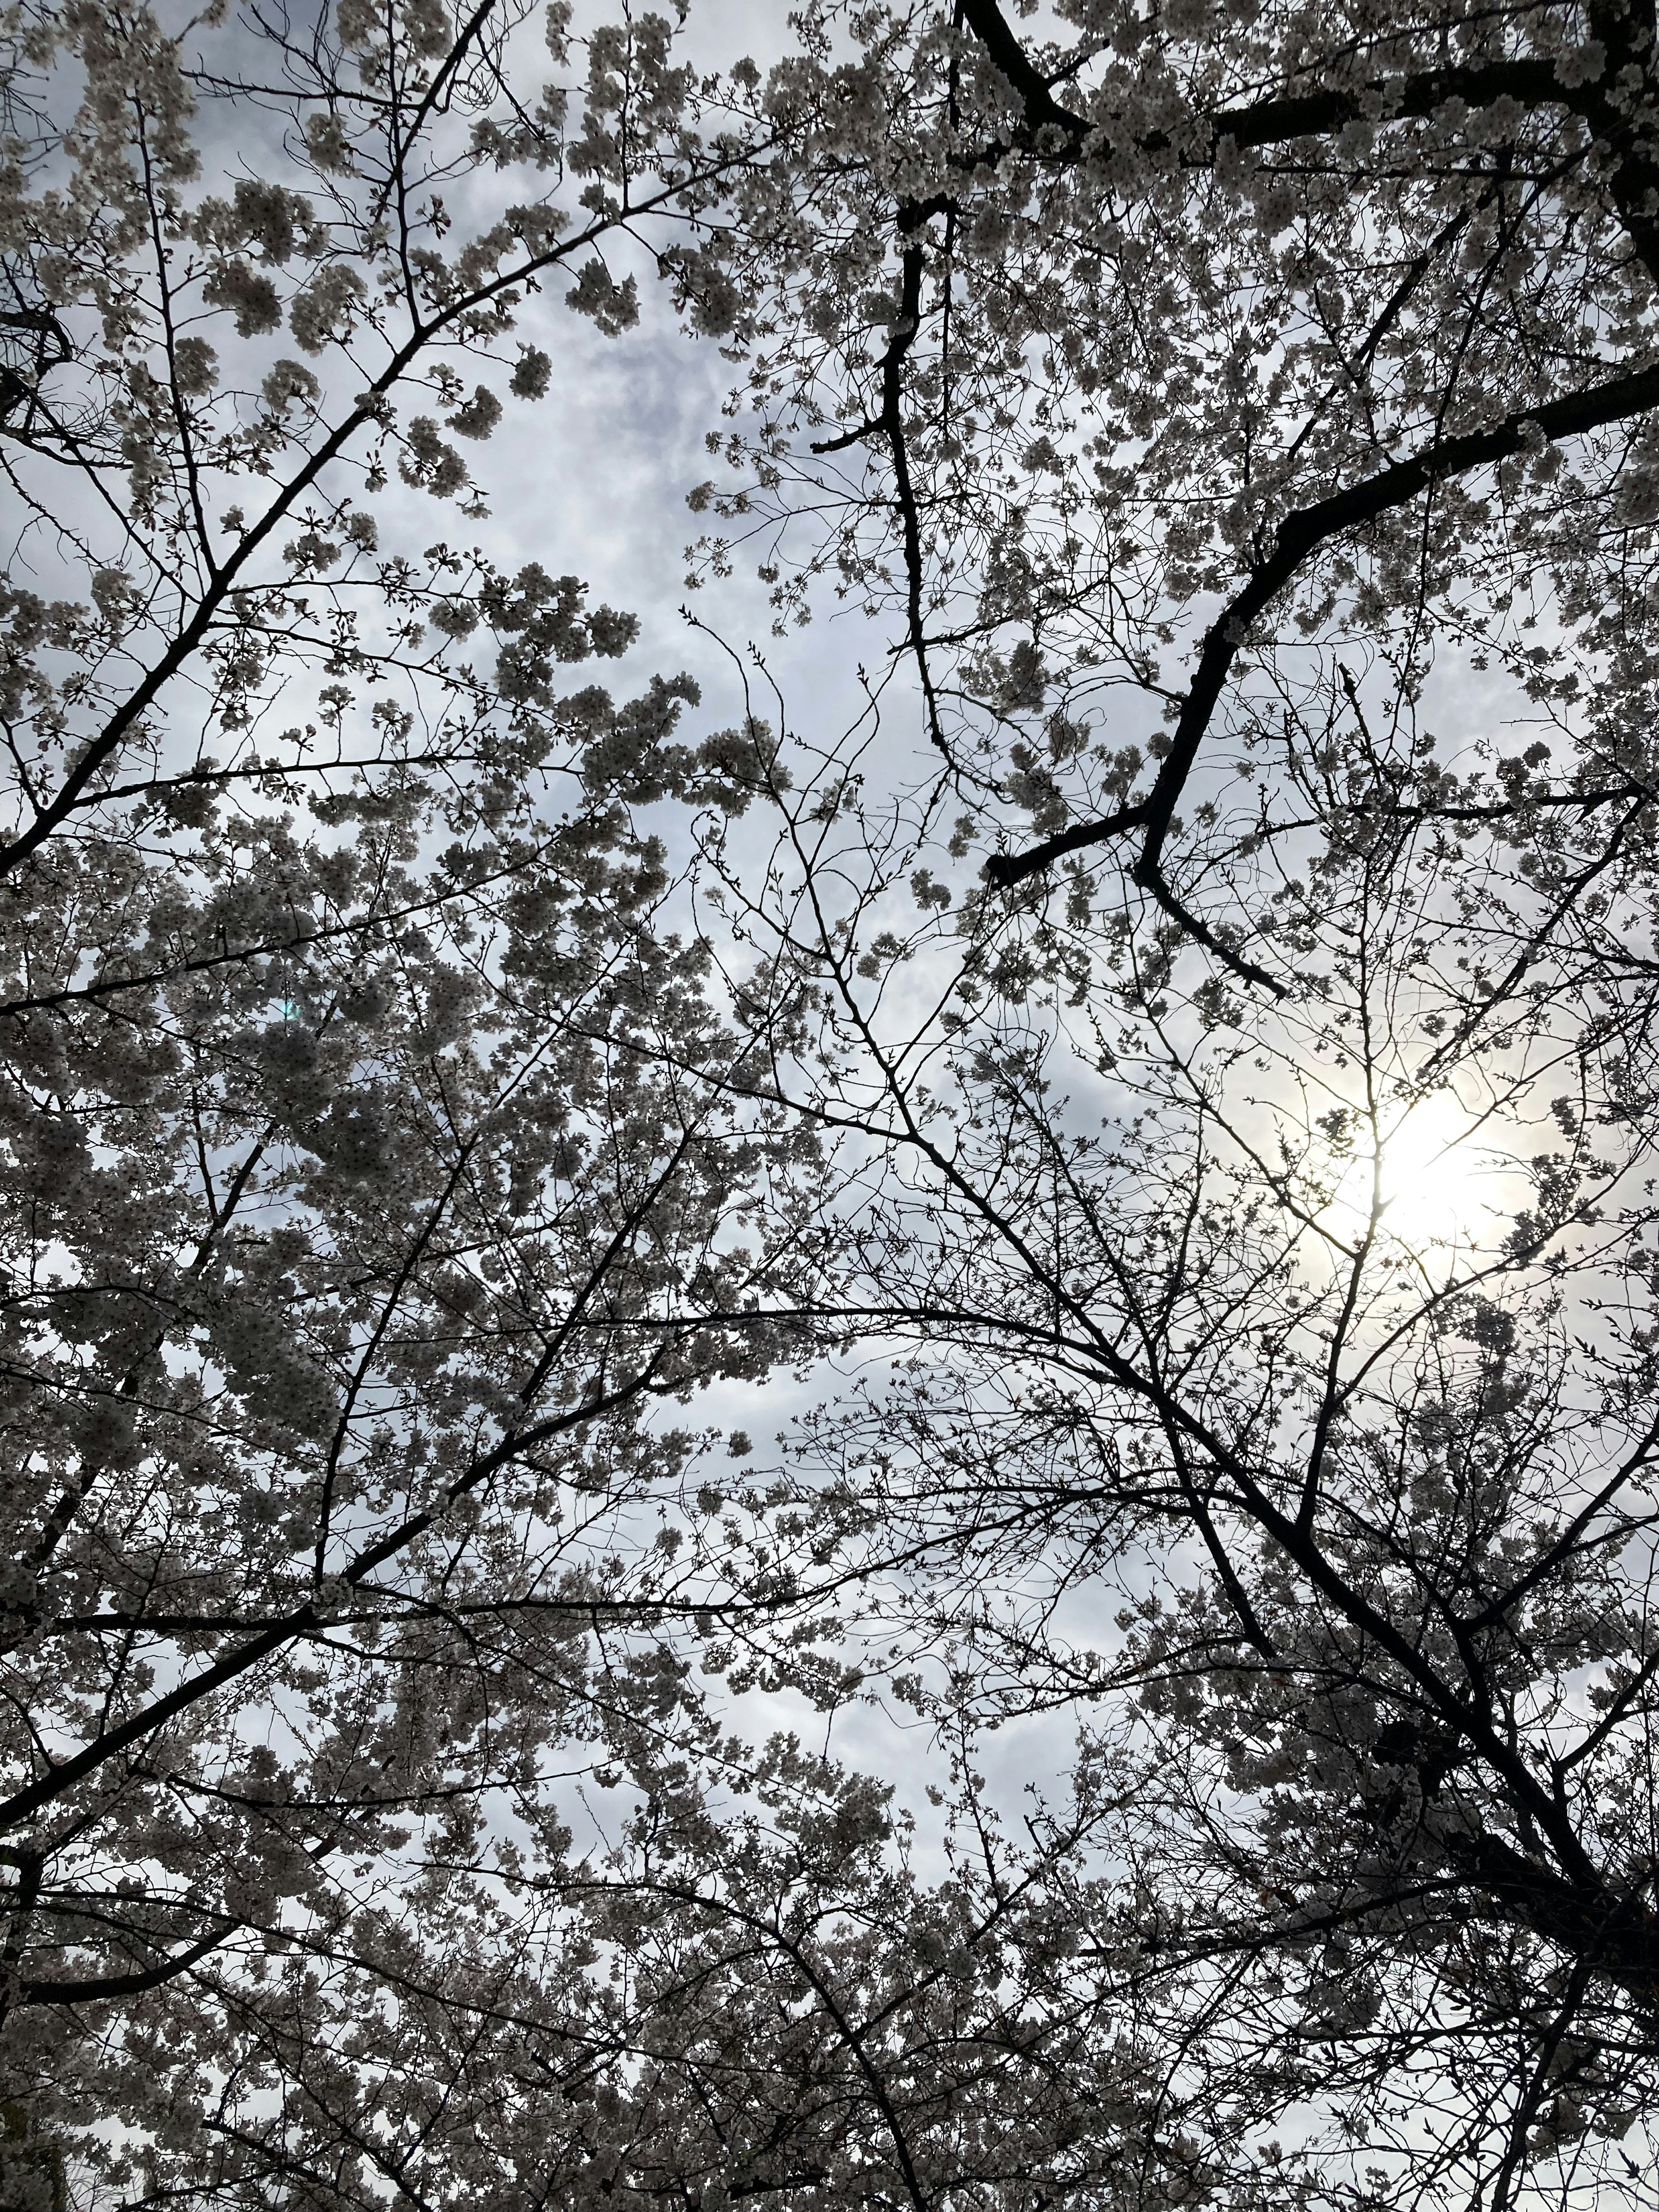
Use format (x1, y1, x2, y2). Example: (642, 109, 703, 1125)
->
(985, 360, 1659, 926)
(983, 798, 1149, 883)
(19, 1929, 225, 2006)
(810, 416, 884, 455)
(1448, 1824, 1659, 2015)
(856, 241, 949, 758)
(957, 0, 1090, 143)
(1209, 58, 1569, 156)
(957, 0, 1575, 174)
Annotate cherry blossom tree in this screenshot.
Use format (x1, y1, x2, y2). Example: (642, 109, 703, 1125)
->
(667, 0, 1659, 2205)
(0, 0, 845, 2199)
(21, 0, 1659, 2206)
(0, 5, 1240, 2208)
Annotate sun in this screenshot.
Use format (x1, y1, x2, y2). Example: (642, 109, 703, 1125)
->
(1328, 1090, 1497, 1255)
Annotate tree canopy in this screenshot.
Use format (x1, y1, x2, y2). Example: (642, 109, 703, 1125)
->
(8, 1, 1659, 2209)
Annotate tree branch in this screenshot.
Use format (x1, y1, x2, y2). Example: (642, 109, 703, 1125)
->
(985, 360, 1659, 982)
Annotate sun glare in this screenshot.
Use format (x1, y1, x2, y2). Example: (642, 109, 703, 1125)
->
(1330, 1091, 1497, 1254)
